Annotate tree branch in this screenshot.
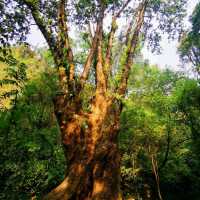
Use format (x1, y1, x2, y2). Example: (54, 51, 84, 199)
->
(104, 17, 117, 83)
(79, 27, 98, 86)
(95, 6, 107, 94)
(57, 0, 75, 81)
(23, 0, 56, 56)
(23, 0, 72, 96)
(79, 8, 104, 88)
(104, 0, 132, 85)
(117, 0, 148, 96)
(88, 22, 94, 45)
(115, 0, 131, 18)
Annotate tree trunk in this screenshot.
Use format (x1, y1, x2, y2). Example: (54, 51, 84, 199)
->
(45, 94, 123, 200)
(151, 155, 163, 200)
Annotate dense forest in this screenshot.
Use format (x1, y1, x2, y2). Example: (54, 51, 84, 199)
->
(0, 0, 200, 200)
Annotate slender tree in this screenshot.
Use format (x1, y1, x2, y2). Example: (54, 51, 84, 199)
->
(0, 0, 186, 199)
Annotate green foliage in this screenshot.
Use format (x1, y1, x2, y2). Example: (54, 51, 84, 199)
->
(119, 63, 200, 199)
(0, 0, 30, 46)
(0, 53, 27, 109)
(179, 2, 200, 74)
(144, 0, 187, 52)
(0, 46, 65, 199)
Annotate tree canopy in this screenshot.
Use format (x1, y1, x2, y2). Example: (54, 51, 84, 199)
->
(179, 2, 200, 75)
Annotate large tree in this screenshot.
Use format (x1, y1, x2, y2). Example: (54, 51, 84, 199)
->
(0, 0, 186, 199)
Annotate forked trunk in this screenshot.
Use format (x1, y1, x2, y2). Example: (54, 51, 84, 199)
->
(45, 95, 123, 200)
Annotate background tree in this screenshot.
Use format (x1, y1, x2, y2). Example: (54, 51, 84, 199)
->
(120, 63, 200, 200)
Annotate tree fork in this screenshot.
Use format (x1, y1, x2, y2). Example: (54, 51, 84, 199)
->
(45, 97, 123, 200)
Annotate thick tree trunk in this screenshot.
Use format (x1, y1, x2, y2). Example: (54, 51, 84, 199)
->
(45, 94, 123, 200)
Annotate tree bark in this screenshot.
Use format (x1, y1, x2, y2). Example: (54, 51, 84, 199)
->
(45, 94, 123, 200)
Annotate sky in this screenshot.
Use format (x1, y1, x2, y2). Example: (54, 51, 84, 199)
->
(27, 0, 199, 70)
(142, 0, 199, 71)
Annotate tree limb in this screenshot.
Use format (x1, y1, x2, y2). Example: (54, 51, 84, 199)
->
(117, 0, 148, 96)
(95, 5, 107, 94)
(79, 27, 99, 87)
(57, 0, 75, 81)
(104, 17, 117, 83)
(23, 0, 56, 57)
(104, 0, 132, 85)
(79, 8, 104, 88)
(115, 0, 131, 18)
(88, 22, 94, 45)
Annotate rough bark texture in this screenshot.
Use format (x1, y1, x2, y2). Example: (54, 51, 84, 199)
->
(46, 93, 123, 200)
